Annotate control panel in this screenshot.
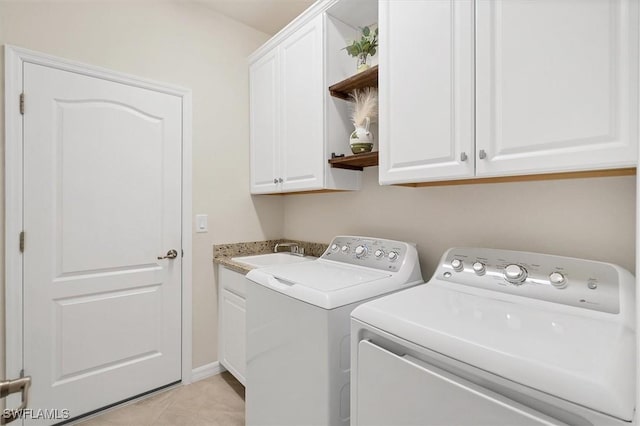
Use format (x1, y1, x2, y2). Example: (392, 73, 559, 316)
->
(436, 248, 629, 314)
(321, 236, 411, 272)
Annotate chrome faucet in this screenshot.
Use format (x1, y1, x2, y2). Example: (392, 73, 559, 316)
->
(274, 242, 305, 256)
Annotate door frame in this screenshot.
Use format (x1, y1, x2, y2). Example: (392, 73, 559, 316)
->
(3, 45, 194, 392)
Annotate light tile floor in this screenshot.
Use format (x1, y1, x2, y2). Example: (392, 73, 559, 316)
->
(77, 372, 245, 426)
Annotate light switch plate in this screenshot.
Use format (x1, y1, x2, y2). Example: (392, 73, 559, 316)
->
(196, 214, 208, 233)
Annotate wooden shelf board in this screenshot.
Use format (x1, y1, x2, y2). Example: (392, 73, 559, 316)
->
(328, 151, 379, 170)
(329, 65, 378, 100)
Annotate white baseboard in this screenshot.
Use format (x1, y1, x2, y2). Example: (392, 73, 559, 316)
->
(191, 361, 225, 382)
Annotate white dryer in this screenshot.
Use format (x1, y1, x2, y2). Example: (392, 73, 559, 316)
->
(245, 236, 423, 426)
(351, 247, 636, 426)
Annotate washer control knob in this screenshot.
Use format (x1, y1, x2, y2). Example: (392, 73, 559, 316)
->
(451, 259, 463, 272)
(355, 245, 368, 258)
(341, 245, 350, 254)
(374, 249, 385, 259)
(549, 272, 567, 288)
(331, 244, 339, 252)
(504, 264, 527, 284)
(388, 251, 399, 262)
(472, 262, 486, 276)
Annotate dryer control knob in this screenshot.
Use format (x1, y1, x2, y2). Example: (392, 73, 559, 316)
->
(549, 272, 567, 288)
(472, 262, 486, 276)
(330, 244, 339, 252)
(374, 249, 385, 259)
(341, 245, 350, 253)
(451, 259, 463, 272)
(505, 264, 527, 284)
(388, 251, 399, 262)
(355, 245, 368, 258)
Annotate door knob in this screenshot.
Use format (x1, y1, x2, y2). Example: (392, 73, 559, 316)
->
(0, 375, 31, 424)
(157, 249, 178, 260)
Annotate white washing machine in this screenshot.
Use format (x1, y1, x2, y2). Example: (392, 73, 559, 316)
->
(351, 247, 636, 426)
(245, 236, 423, 426)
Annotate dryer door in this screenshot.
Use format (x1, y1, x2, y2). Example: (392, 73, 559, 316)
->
(354, 340, 565, 426)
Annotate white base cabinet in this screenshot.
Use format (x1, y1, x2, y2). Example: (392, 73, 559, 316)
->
(379, 0, 638, 186)
(218, 266, 247, 385)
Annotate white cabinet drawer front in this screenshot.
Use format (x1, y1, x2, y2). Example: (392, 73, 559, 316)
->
(379, 0, 474, 185)
(476, 0, 638, 176)
(219, 266, 247, 298)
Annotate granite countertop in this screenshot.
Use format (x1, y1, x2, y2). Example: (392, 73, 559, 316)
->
(213, 239, 328, 274)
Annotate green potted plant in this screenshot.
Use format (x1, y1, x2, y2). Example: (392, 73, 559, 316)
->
(344, 26, 378, 72)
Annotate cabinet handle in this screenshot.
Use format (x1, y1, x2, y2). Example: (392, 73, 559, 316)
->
(460, 152, 468, 162)
(278, 178, 283, 183)
(273, 178, 278, 184)
(478, 149, 487, 160)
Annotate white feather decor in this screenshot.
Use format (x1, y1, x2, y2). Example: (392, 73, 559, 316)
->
(349, 88, 378, 128)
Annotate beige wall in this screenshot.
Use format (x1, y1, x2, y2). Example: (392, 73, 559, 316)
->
(0, 0, 283, 370)
(283, 169, 636, 277)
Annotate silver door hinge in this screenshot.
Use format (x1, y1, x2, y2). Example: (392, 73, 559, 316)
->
(19, 231, 24, 253)
(19, 93, 24, 115)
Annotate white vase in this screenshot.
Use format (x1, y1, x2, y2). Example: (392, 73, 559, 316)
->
(350, 117, 374, 154)
(357, 53, 370, 73)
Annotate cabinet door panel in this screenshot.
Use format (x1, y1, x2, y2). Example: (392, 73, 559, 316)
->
(280, 15, 325, 192)
(220, 289, 246, 385)
(476, 0, 638, 176)
(250, 49, 280, 194)
(379, 0, 474, 185)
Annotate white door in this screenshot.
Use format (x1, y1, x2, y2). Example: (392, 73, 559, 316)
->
(23, 62, 182, 423)
(378, 0, 474, 185)
(279, 15, 325, 192)
(476, 0, 639, 177)
(354, 341, 563, 426)
(250, 48, 280, 194)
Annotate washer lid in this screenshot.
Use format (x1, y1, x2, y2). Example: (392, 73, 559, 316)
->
(246, 260, 403, 309)
(351, 281, 636, 421)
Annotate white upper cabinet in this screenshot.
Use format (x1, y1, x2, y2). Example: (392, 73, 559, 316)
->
(250, 48, 279, 194)
(380, 0, 638, 186)
(379, 0, 475, 185)
(279, 16, 325, 192)
(249, 8, 361, 195)
(476, 0, 639, 177)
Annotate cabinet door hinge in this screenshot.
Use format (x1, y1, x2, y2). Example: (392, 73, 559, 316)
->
(19, 93, 24, 115)
(19, 231, 24, 253)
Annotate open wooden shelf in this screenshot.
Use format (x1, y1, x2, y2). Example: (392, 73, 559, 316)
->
(328, 151, 379, 170)
(328, 65, 378, 100)
(327, 67, 379, 170)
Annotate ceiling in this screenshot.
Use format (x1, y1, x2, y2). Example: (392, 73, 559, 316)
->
(198, 0, 315, 35)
